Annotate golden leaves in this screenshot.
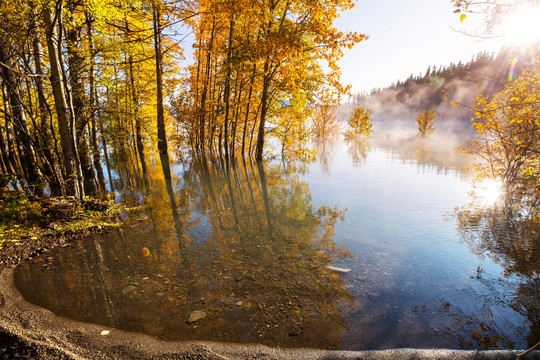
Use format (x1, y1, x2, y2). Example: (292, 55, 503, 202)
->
(462, 61, 540, 187)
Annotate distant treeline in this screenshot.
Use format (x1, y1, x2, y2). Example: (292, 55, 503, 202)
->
(351, 48, 537, 122)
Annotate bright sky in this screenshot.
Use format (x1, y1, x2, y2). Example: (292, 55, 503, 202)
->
(336, 0, 503, 94)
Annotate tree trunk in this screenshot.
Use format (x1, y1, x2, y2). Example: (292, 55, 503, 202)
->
(0, 38, 44, 195)
(1, 82, 20, 176)
(223, 18, 235, 159)
(66, 0, 99, 196)
(0, 82, 14, 175)
(230, 68, 241, 159)
(43, 2, 84, 198)
(128, 52, 148, 186)
(0, 114, 10, 175)
(241, 63, 256, 157)
(198, 17, 217, 152)
(153, 2, 168, 156)
(255, 59, 271, 161)
(194, 35, 203, 149)
(32, 31, 64, 196)
(86, 15, 107, 193)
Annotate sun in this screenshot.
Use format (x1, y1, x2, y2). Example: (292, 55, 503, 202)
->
(472, 178, 503, 207)
(501, 5, 540, 46)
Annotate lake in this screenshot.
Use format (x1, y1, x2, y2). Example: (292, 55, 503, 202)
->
(14, 127, 539, 350)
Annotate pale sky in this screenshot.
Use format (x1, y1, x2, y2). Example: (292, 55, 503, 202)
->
(336, 0, 503, 94)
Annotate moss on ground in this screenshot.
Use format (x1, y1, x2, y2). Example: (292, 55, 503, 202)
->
(0, 189, 122, 247)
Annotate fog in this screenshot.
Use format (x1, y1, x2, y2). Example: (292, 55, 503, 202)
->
(334, 76, 493, 173)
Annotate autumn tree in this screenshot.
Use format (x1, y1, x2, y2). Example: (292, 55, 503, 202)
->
(452, 0, 539, 189)
(461, 64, 540, 187)
(344, 106, 372, 140)
(184, 0, 366, 160)
(310, 104, 342, 140)
(0, 0, 188, 198)
(416, 107, 436, 137)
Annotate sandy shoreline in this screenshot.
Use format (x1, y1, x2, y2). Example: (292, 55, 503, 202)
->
(0, 223, 535, 360)
(1, 265, 536, 359)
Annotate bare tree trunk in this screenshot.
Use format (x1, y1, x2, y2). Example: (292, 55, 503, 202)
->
(128, 52, 148, 186)
(241, 63, 256, 157)
(194, 35, 203, 149)
(230, 68, 241, 159)
(198, 17, 217, 152)
(0, 115, 10, 175)
(100, 116, 114, 193)
(1, 82, 20, 176)
(32, 30, 64, 195)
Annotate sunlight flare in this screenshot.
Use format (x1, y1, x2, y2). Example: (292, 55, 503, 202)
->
(473, 178, 503, 207)
(501, 5, 540, 46)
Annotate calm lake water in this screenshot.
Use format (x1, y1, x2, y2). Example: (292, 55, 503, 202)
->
(14, 129, 539, 350)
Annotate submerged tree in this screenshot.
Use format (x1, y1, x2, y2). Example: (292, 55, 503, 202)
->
(184, 0, 366, 160)
(0, 0, 363, 199)
(416, 107, 436, 137)
(310, 104, 342, 141)
(344, 106, 372, 140)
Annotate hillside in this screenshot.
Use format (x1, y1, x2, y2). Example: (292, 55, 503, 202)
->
(343, 47, 538, 129)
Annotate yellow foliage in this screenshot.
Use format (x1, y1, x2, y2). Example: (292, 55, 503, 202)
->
(416, 107, 436, 137)
(344, 106, 372, 140)
(462, 62, 540, 188)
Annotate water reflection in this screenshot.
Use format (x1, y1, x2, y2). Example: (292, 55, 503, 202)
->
(455, 189, 540, 347)
(346, 139, 370, 167)
(372, 124, 472, 175)
(14, 158, 353, 349)
(312, 139, 340, 174)
(12, 131, 540, 350)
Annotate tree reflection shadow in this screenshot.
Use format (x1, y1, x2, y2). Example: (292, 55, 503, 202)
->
(311, 138, 340, 174)
(455, 190, 540, 347)
(14, 157, 354, 349)
(346, 139, 370, 167)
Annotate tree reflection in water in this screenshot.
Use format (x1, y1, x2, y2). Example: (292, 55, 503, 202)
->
(455, 189, 539, 347)
(14, 156, 353, 349)
(312, 138, 340, 173)
(346, 138, 370, 167)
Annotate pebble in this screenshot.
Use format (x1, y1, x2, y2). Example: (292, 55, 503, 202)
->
(122, 285, 137, 295)
(187, 310, 207, 324)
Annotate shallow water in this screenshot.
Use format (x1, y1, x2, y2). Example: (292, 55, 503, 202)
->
(14, 134, 539, 350)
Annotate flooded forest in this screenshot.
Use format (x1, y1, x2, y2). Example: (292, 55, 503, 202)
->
(1, 0, 539, 354)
